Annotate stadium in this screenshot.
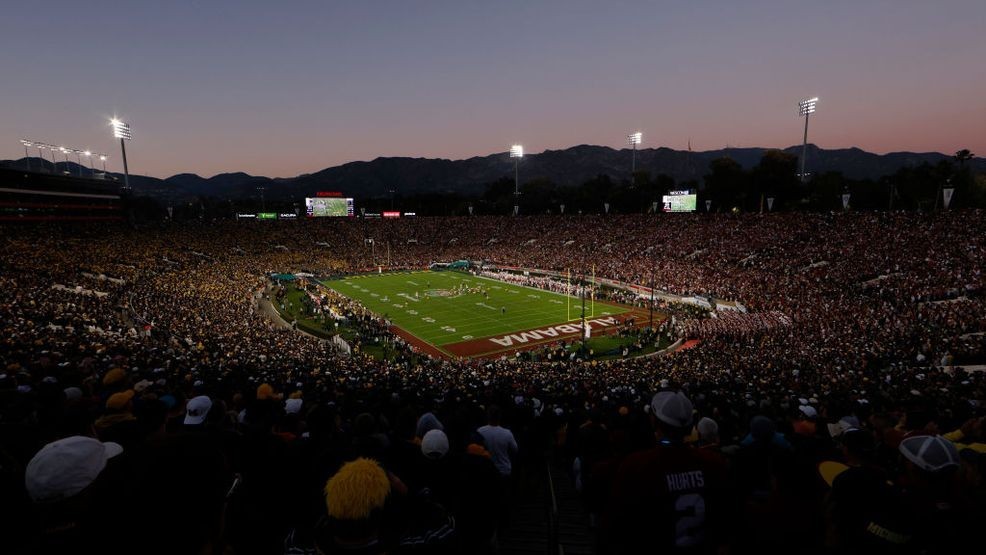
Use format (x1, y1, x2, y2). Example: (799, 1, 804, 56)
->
(3, 3, 986, 555)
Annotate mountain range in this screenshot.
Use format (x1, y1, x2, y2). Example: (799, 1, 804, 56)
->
(4, 144, 981, 201)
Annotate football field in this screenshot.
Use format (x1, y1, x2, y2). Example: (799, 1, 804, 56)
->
(323, 270, 636, 358)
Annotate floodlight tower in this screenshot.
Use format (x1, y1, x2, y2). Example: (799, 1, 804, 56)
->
(798, 97, 818, 183)
(59, 147, 70, 173)
(42, 144, 56, 172)
(36, 144, 49, 171)
(99, 154, 108, 174)
(510, 144, 523, 215)
(83, 151, 93, 177)
(110, 118, 133, 190)
(627, 132, 642, 185)
(19, 140, 33, 172)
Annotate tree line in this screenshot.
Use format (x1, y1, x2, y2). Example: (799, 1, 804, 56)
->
(150, 149, 981, 220)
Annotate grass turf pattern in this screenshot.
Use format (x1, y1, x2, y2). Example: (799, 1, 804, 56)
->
(323, 270, 630, 353)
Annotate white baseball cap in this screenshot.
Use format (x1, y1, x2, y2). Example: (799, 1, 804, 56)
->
(184, 395, 213, 425)
(25, 436, 123, 503)
(899, 435, 959, 473)
(650, 391, 693, 429)
(285, 398, 303, 414)
(421, 429, 449, 459)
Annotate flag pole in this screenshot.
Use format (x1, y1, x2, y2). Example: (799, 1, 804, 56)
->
(567, 268, 571, 321)
(590, 264, 595, 317)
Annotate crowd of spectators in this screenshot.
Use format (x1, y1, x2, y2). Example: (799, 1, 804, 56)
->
(1, 210, 985, 554)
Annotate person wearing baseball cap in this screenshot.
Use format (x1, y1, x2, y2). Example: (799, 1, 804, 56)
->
(895, 435, 971, 552)
(24, 436, 126, 552)
(822, 429, 916, 553)
(94, 389, 140, 447)
(183, 395, 213, 427)
(603, 391, 730, 553)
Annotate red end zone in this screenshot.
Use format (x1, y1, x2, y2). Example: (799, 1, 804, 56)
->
(440, 309, 655, 358)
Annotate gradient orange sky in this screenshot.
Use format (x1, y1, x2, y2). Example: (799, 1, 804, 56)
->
(1, 1, 983, 178)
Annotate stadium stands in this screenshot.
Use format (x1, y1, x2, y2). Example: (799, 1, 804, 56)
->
(0, 167, 126, 222)
(1, 211, 985, 554)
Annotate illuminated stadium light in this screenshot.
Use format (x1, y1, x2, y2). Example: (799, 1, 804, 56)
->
(34, 143, 48, 170)
(798, 97, 819, 116)
(57, 147, 71, 173)
(110, 117, 133, 189)
(82, 150, 93, 178)
(72, 149, 84, 176)
(110, 118, 133, 140)
(797, 97, 819, 184)
(628, 131, 643, 187)
(19, 139, 34, 171)
(99, 154, 108, 174)
(509, 144, 523, 214)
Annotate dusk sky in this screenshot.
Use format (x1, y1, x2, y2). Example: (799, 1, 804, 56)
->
(1, 0, 983, 179)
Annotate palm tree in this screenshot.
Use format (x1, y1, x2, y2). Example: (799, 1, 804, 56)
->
(954, 149, 975, 169)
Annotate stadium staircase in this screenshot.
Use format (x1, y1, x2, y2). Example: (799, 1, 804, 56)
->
(497, 462, 595, 555)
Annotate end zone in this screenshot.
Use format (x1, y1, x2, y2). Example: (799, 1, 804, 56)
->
(442, 310, 655, 358)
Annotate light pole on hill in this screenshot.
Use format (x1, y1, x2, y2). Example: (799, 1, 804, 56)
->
(110, 118, 133, 190)
(798, 97, 818, 183)
(628, 132, 642, 185)
(59, 147, 70, 173)
(19, 140, 32, 172)
(510, 144, 523, 215)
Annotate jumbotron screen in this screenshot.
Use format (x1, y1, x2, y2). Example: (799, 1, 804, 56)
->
(662, 192, 697, 212)
(306, 197, 354, 217)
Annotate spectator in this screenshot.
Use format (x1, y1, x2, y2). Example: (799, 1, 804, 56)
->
(477, 405, 518, 478)
(603, 391, 730, 553)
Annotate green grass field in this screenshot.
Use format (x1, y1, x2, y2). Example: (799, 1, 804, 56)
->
(323, 270, 632, 356)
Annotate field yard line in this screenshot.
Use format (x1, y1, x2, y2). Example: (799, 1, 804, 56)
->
(428, 307, 628, 343)
(325, 270, 629, 348)
(334, 271, 535, 343)
(471, 273, 578, 302)
(425, 273, 627, 339)
(428, 304, 567, 343)
(422, 290, 551, 341)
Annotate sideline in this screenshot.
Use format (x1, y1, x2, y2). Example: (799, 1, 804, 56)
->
(258, 295, 330, 343)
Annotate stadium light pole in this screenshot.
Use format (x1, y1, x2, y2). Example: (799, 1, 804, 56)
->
(99, 154, 108, 175)
(20, 140, 32, 172)
(627, 132, 642, 186)
(83, 151, 92, 177)
(510, 144, 523, 215)
(110, 118, 133, 190)
(798, 97, 818, 183)
(37, 144, 50, 172)
(59, 147, 71, 173)
(45, 144, 58, 172)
